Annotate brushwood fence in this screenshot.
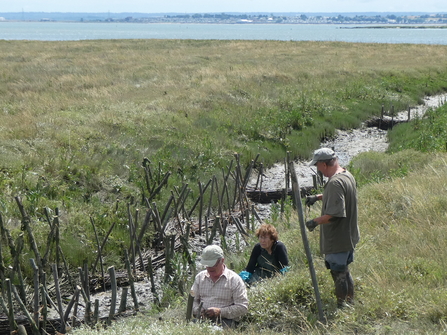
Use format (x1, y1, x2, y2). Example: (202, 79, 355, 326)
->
(0, 153, 311, 335)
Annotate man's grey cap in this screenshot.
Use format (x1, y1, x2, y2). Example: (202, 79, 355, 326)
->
(200, 245, 224, 267)
(309, 148, 336, 166)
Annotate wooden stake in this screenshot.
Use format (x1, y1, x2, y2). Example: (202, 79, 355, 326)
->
(289, 161, 326, 324)
(146, 256, 159, 305)
(90, 217, 105, 286)
(63, 285, 80, 326)
(127, 203, 137, 274)
(52, 264, 66, 333)
(107, 266, 117, 325)
(13, 284, 40, 335)
(93, 299, 99, 325)
(124, 250, 139, 311)
(40, 285, 48, 334)
(12, 234, 27, 303)
(198, 181, 204, 235)
(186, 293, 194, 321)
(92, 220, 117, 275)
(4, 279, 17, 331)
(15, 196, 44, 278)
(30, 259, 40, 327)
(118, 287, 129, 313)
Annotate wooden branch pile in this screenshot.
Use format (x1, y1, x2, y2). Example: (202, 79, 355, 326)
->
(0, 153, 275, 334)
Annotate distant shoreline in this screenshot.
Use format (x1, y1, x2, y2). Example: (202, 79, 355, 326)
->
(2, 21, 447, 28)
(341, 25, 447, 29)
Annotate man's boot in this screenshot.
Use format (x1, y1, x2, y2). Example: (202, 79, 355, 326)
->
(330, 269, 353, 308)
(346, 269, 355, 305)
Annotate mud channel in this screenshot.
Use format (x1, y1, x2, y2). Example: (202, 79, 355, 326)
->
(248, 94, 447, 193)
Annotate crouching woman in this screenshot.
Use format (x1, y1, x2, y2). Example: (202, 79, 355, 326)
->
(240, 223, 289, 284)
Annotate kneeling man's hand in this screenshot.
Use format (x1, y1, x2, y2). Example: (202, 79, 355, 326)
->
(203, 307, 221, 319)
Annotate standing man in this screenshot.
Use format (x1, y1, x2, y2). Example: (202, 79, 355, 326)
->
(305, 148, 360, 308)
(191, 245, 248, 328)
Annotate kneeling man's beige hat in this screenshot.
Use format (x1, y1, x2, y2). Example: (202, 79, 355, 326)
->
(200, 245, 224, 267)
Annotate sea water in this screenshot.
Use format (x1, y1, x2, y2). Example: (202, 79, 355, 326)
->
(0, 21, 446, 44)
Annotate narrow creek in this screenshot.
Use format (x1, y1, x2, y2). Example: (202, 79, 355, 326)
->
(249, 93, 447, 218)
(250, 94, 447, 191)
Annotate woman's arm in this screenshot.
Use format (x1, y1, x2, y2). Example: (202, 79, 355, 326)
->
(275, 241, 289, 268)
(245, 243, 262, 273)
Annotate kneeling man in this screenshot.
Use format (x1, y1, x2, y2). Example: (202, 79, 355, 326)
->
(191, 245, 248, 328)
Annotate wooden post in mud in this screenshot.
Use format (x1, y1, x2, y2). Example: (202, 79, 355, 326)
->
(0, 214, 6, 296)
(92, 220, 117, 276)
(206, 177, 215, 236)
(127, 203, 137, 272)
(186, 292, 195, 321)
(289, 161, 326, 324)
(119, 287, 129, 313)
(12, 285, 40, 335)
(30, 259, 40, 327)
(124, 250, 139, 311)
(90, 217, 105, 288)
(93, 299, 99, 324)
(198, 181, 204, 235)
(391, 105, 395, 129)
(40, 285, 48, 333)
(205, 215, 209, 243)
(107, 266, 117, 326)
(252, 204, 262, 224)
(213, 176, 223, 219)
(63, 286, 80, 328)
(5, 279, 17, 332)
(146, 255, 160, 305)
(13, 234, 27, 303)
(52, 264, 66, 334)
(221, 161, 233, 212)
(15, 196, 44, 279)
(312, 175, 318, 189)
(408, 106, 411, 121)
(83, 260, 90, 302)
(281, 157, 287, 215)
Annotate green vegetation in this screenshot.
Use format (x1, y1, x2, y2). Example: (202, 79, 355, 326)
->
(73, 105, 447, 334)
(1, 39, 447, 333)
(72, 152, 447, 334)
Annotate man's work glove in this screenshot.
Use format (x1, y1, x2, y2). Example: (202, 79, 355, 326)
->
(305, 195, 319, 207)
(305, 219, 318, 232)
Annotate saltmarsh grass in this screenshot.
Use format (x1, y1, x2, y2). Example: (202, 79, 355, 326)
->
(2, 39, 447, 333)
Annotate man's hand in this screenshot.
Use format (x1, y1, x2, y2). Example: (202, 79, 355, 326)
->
(202, 307, 221, 319)
(305, 195, 319, 206)
(305, 219, 318, 232)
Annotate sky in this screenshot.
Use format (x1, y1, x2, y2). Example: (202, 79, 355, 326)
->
(3, 0, 447, 14)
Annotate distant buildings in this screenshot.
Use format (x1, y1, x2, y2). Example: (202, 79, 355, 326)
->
(0, 12, 446, 24)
